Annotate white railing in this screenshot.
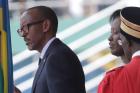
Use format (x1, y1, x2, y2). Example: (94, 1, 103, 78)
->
(78, 40, 108, 62)
(57, 1, 125, 40)
(84, 54, 117, 75)
(68, 24, 110, 50)
(13, 50, 37, 65)
(85, 73, 104, 91)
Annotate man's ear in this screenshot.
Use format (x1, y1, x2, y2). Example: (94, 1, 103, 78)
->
(42, 19, 51, 32)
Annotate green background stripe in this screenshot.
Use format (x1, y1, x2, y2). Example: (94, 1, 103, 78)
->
(63, 17, 109, 44)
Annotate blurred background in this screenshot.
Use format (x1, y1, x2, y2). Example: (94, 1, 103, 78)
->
(8, 0, 140, 93)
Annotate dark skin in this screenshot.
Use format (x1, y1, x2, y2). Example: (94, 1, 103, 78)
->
(108, 17, 129, 63)
(119, 33, 140, 61)
(20, 8, 54, 52)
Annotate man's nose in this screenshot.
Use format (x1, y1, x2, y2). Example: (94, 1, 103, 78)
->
(21, 30, 29, 37)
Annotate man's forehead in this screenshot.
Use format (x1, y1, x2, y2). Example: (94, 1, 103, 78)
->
(20, 10, 39, 22)
(21, 9, 43, 20)
(20, 12, 32, 25)
(21, 11, 30, 20)
(21, 11, 27, 18)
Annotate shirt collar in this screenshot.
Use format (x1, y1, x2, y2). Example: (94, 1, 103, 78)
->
(132, 50, 140, 58)
(40, 37, 56, 59)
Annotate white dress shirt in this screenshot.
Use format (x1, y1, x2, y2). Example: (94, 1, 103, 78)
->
(40, 37, 56, 59)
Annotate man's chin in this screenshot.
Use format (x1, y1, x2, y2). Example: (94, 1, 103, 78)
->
(27, 46, 34, 50)
(27, 45, 38, 51)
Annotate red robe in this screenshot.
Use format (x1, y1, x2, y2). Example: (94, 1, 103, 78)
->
(98, 56, 140, 93)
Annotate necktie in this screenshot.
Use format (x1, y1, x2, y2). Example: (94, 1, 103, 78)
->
(38, 58, 42, 65)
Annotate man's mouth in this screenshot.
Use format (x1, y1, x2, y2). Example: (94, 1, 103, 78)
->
(24, 38, 30, 46)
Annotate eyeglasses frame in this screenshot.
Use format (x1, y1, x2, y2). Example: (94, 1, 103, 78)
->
(17, 19, 45, 37)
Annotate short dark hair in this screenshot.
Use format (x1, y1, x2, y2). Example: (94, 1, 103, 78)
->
(27, 6, 58, 34)
(109, 9, 121, 23)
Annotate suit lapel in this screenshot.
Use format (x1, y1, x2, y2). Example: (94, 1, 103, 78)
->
(32, 38, 61, 93)
(32, 58, 46, 93)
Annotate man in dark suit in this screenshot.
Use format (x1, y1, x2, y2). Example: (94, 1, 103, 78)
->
(16, 6, 86, 93)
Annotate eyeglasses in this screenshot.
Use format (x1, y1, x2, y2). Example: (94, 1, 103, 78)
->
(17, 20, 44, 37)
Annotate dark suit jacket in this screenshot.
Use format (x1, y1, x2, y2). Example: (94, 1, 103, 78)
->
(32, 38, 86, 93)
